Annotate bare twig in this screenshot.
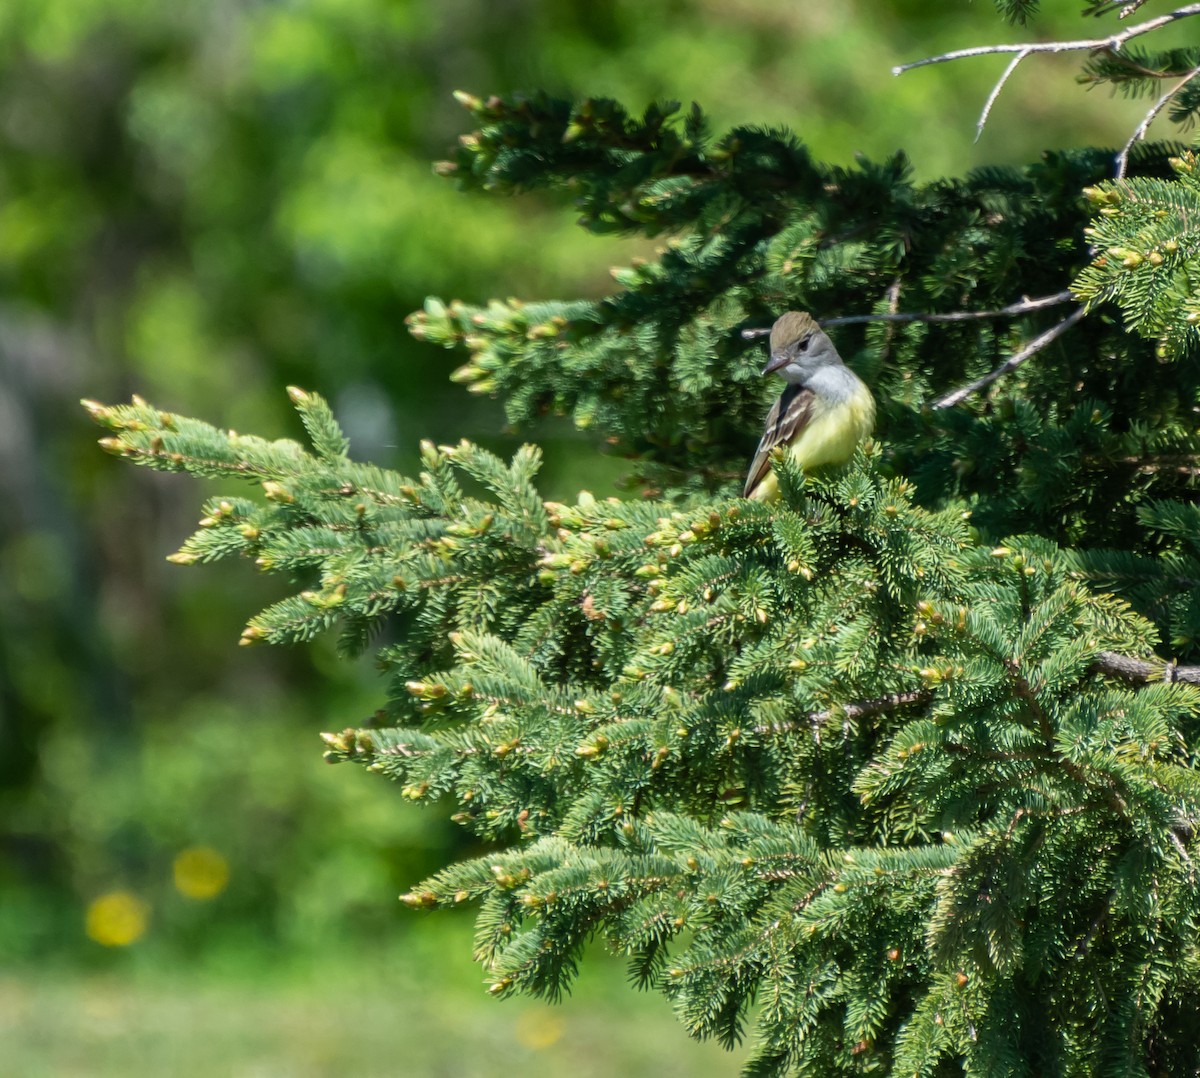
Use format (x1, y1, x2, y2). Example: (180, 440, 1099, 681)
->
(753, 690, 930, 737)
(1097, 1, 1154, 19)
(1118, 453, 1200, 477)
(884, 279, 902, 312)
(822, 290, 1073, 328)
(977, 50, 1031, 142)
(741, 292, 1075, 344)
(894, 5, 1200, 76)
(1093, 650, 1200, 685)
(876, 278, 904, 362)
(1115, 64, 1200, 178)
(932, 306, 1086, 409)
(894, 4, 1200, 139)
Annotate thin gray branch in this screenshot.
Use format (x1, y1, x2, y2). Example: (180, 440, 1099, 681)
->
(753, 690, 931, 737)
(874, 279, 904, 362)
(977, 50, 1031, 141)
(884, 279, 902, 312)
(894, 5, 1200, 137)
(1093, 650, 1200, 685)
(741, 292, 1074, 341)
(893, 5, 1200, 76)
(822, 290, 1073, 328)
(1115, 64, 1200, 178)
(1119, 453, 1200, 476)
(932, 306, 1086, 409)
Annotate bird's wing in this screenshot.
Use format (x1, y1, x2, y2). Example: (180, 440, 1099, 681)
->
(743, 383, 815, 497)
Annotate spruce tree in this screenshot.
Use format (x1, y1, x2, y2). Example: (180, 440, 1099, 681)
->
(86, 5, 1200, 1074)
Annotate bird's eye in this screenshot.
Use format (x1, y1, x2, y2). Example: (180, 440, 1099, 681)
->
(797, 337, 809, 353)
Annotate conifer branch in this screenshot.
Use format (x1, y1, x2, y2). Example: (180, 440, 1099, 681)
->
(1006, 660, 1134, 818)
(751, 648, 1200, 744)
(1116, 64, 1200, 178)
(931, 307, 1086, 409)
(83, 69, 1200, 1065)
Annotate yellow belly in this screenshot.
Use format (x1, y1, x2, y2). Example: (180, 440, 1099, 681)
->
(750, 385, 875, 502)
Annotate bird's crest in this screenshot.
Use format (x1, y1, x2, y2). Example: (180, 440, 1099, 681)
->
(769, 311, 819, 354)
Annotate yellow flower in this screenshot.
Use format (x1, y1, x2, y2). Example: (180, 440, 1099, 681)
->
(85, 891, 149, 947)
(172, 846, 230, 900)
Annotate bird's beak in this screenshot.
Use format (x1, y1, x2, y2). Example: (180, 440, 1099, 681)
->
(761, 350, 791, 377)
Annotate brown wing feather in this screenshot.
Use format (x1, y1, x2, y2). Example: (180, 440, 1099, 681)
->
(743, 383, 815, 497)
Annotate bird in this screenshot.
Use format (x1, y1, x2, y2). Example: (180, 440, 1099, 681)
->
(743, 311, 875, 501)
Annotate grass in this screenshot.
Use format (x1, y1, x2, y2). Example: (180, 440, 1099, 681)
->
(3, 916, 745, 1077)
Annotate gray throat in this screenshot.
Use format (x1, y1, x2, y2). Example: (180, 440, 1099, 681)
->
(803, 363, 862, 404)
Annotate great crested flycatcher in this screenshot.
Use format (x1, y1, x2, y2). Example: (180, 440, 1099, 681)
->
(743, 311, 875, 501)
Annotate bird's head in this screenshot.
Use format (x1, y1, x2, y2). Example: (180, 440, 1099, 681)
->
(761, 311, 841, 384)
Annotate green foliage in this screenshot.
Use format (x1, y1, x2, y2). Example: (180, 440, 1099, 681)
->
(89, 373, 1200, 1071)
(17, 0, 1160, 986)
(1075, 151, 1200, 357)
(1080, 47, 1200, 111)
(3, 701, 449, 963)
(412, 95, 1200, 558)
(79, 3, 1200, 1074)
(1067, 497, 1200, 657)
(992, 0, 1041, 25)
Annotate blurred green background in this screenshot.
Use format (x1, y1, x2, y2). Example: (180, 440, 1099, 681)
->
(0, 1, 1171, 1072)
